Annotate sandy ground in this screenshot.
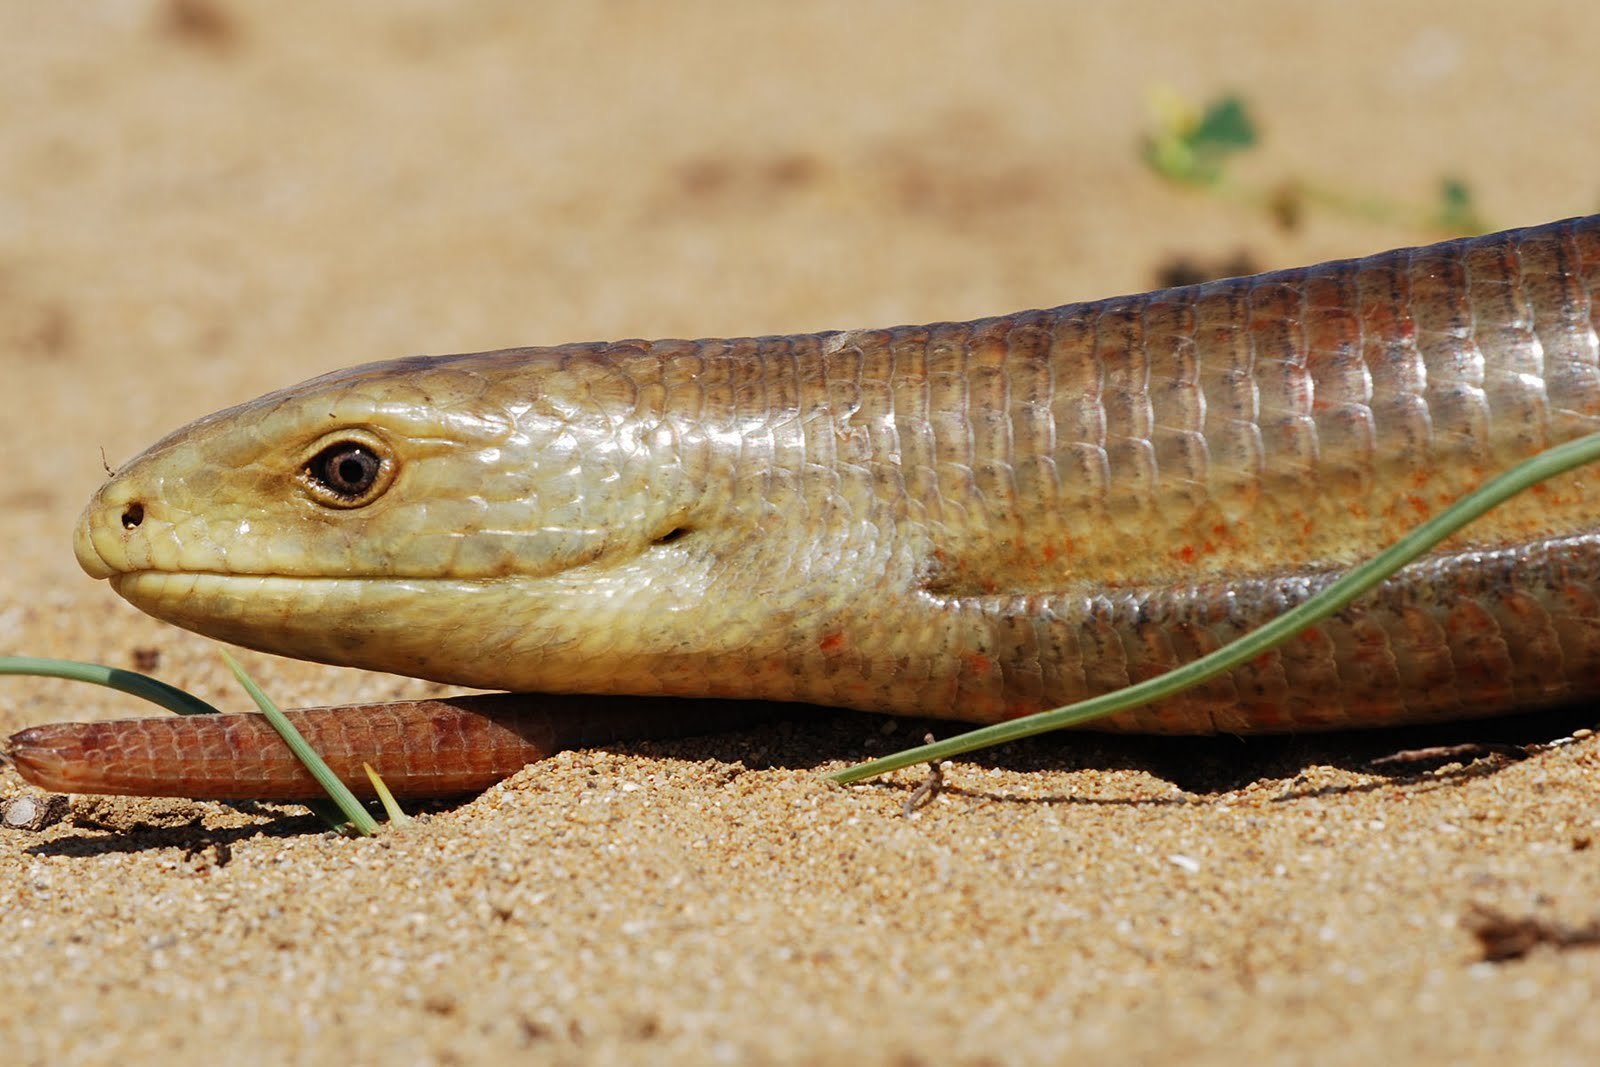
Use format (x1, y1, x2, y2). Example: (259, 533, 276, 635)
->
(6, 2, 1600, 1064)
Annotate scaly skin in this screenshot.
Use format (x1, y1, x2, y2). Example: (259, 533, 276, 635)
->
(16, 216, 1600, 797)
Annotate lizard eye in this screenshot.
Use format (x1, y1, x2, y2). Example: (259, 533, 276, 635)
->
(300, 433, 394, 507)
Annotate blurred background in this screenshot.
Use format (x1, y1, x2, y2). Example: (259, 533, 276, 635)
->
(5, 0, 1600, 686)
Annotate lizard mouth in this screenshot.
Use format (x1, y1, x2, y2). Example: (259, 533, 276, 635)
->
(110, 569, 511, 609)
(106, 570, 553, 690)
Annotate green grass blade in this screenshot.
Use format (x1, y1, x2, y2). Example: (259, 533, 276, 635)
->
(828, 430, 1600, 785)
(218, 650, 379, 836)
(0, 656, 223, 716)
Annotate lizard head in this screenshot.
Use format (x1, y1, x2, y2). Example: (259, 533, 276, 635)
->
(74, 345, 713, 690)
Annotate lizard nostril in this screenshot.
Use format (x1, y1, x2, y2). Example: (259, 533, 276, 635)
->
(121, 503, 144, 529)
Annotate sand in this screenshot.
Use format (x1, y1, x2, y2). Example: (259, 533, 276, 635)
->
(6, 2, 1600, 1063)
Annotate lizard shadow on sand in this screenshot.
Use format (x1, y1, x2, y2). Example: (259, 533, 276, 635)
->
(644, 701, 1598, 805)
(15, 799, 345, 859)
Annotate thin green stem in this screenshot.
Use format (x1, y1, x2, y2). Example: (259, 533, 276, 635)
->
(827, 430, 1600, 785)
(0, 656, 222, 716)
(218, 650, 379, 836)
(364, 763, 413, 826)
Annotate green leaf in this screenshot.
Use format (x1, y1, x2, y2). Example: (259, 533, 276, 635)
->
(1142, 92, 1258, 187)
(1189, 95, 1257, 150)
(1433, 177, 1485, 234)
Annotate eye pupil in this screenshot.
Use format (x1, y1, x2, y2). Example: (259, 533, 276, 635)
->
(336, 455, 369, 487)
(306, 441, 384, 502)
